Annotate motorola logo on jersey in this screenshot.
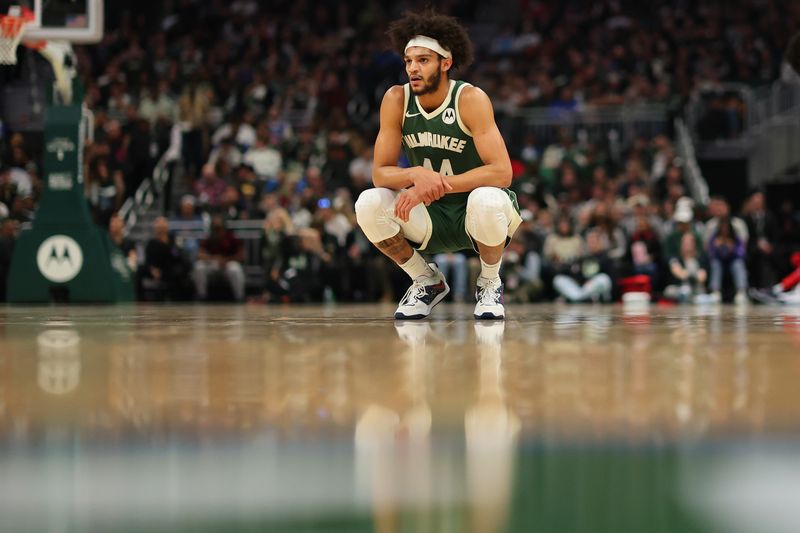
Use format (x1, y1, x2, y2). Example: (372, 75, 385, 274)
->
(36, 235, 84, 283)
(442, 108, 456, 125)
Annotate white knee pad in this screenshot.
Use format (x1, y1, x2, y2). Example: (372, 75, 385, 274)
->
(355, 188, 431, 245)
(355, 188, 400, 243)
(465, 187, 514, 247)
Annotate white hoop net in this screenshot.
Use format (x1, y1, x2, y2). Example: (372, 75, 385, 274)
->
(0, 13, 30, 65)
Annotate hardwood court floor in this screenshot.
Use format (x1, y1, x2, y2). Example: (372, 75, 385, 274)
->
(1, 303, 799, 532)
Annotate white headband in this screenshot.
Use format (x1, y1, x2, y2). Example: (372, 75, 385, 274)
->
(405, 35, 452, 59)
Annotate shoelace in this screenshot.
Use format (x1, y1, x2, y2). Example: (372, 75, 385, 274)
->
(401, 280, 428, 305)
(477, 278, 502, 305)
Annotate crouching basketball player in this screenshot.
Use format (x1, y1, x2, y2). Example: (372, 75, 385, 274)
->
(355, 10, 521, 320)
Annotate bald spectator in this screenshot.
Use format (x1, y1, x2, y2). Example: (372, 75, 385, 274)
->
(140, 216, 194, 301)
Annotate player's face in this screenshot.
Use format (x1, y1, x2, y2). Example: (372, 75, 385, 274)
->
(404, 48, 449, 95)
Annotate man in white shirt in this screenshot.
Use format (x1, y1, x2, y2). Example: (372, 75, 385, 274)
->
(243, 136, 282, 180)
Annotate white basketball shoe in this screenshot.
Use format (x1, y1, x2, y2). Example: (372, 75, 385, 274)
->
(394, 264, 450, 320)
(474, 276, 505, 320)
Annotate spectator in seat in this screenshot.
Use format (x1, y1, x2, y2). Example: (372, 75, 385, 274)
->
(243, 127, 282, 181)
(627, 214, 662, 287)
(85, 157, 125, 228)
(662, 199, 703, 263)
(234, 164, 263, 217)
(703, 196, 748, 247)
(707, 217, 749, 304)
(742, 190, 780, 289)
(170, 194, 206, 263)
(502, 236, 544, 303)
(108, 213, 137, 271)
(586, 201, 627, 262)
(543, 215, 584, 274)
(664, 232, 709, 303)
(139, 216, 194, 301)
(207, 137, 243, 169)
(194, 163, 227, 210)
(261, 207, 294, 288)
(212, 112, 257, 151)
(0, 166, 18, 211)
(266, 227, 332, 303)
(194, 215, 246, 301)
(553, 228, 615, 303)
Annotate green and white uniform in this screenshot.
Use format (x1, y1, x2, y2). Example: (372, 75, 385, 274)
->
(401, 80, 520, 254)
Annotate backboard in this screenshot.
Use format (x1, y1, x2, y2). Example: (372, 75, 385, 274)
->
(4, 0, 103, 43)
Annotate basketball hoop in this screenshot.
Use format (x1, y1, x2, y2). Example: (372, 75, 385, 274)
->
(0, 6, 34, 65)
(38, 40, 76, 104)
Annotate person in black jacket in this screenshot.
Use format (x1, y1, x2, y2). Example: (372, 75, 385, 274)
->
(140, 216, 194, 301)
(743, 191, 781, 289)
(265, 227, 333, 303)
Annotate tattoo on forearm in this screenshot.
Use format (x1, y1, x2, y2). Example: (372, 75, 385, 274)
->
(376, 233, 413, 264)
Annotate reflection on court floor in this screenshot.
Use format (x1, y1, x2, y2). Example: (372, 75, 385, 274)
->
(0, 304, 799, 532)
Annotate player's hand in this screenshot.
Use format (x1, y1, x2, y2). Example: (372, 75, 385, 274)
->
(410, 166, 453, 203)
(394, 188, 424, 223)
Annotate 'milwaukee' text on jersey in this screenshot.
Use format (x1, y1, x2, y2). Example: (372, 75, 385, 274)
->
(402, 132, 468, 154)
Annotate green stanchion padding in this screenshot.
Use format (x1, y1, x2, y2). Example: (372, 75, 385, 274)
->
(8, 228, 133, 303)
(7, 83, 134, 303)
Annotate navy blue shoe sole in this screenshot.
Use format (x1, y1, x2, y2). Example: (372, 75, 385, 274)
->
(474, 312, 505, 320)
(394, 312, 428, 320)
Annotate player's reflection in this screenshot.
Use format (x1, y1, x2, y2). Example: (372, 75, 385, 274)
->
(355, 321, 518, 533)
(355, 321, 433, 533)
(37, 329, 81, 395)
(466, 322, 519, 533)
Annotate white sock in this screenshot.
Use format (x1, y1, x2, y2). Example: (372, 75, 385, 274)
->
(479, 258, 501, 281)
(400, 251, 434, 280)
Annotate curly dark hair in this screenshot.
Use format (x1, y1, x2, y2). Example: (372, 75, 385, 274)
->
(387, 9, 474, 71)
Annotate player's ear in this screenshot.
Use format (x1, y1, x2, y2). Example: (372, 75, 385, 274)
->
(441, 56, 452, 73)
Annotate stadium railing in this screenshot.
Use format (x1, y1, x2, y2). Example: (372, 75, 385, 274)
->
(687, 81, 800, 186)
(674, 117, 710, 206)
(507, 103, 670, 146)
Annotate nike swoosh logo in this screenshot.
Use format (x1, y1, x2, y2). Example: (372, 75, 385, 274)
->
(405, 112, 421, 118)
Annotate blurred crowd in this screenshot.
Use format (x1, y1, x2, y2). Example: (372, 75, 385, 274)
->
(1, 0, 800, 304)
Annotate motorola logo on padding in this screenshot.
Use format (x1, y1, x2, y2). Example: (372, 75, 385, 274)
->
(37, 235, 84, 283)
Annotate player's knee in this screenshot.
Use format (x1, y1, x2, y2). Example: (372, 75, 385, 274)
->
(355, 188, 394, 222)
(466, 187, 508, 217)
(355, 188, 402, 243)
(466, 187, 509, 245)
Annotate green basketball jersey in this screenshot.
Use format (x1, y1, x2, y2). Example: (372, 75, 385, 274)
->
(401, 80, 480, 206)
(399, 79, 520, 254)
